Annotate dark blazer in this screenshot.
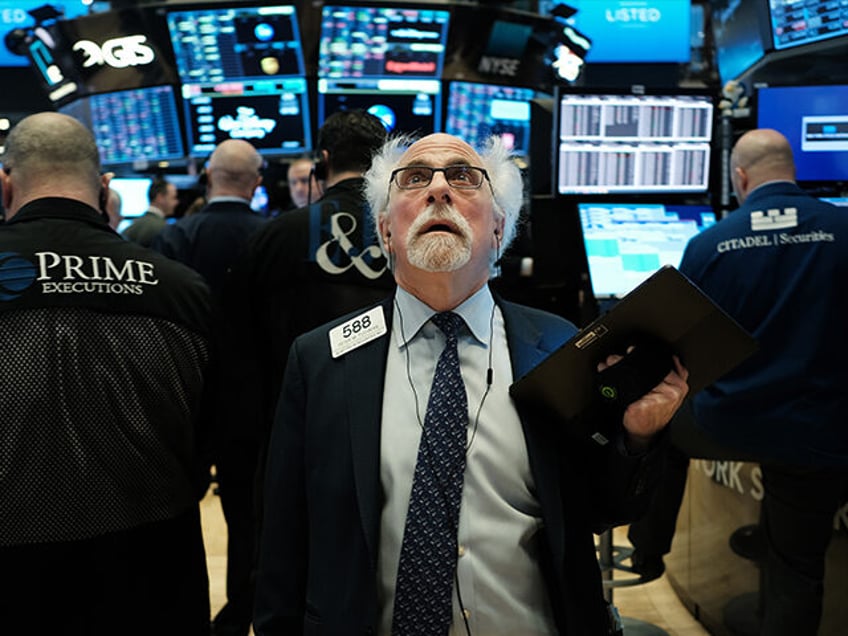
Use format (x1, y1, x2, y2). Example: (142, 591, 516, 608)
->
(255, 295, 662, 636)
(153, 200, 268, 299)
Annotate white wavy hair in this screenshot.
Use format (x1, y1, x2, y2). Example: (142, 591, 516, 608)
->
(363, 134, 525, 276)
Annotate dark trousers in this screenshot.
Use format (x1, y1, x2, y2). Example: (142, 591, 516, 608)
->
(213, 440, 261, 635)
(1, 508, 210, 636)
(759, 464, 848, 636)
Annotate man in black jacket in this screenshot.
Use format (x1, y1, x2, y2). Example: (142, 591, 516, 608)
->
(153, 139, 268, 300)
(211, 110, 393, 636)
(0, 112, 213, 635)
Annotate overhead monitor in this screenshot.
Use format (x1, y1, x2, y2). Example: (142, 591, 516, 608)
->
(712, 0, 770, 84)
(0, 0, 90, 67)
(318, 5, 450, 78)
(556, 91, 714, 195)
(757, 84, 848, 185)
(59, 85, 185, 167)
(555, 0, 692, 64)
(578, 201, 717, 299)
(182, 79, 310, 156)
(445, 81, 536, 156)
(317, 77, 441, 136)
(769, 0, 848, 50)
(166, 4, 311, 156)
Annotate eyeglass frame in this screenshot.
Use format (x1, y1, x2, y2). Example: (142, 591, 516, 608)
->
(389, 164, 492, 191)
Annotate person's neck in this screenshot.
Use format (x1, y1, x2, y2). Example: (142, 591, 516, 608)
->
(396, 269, 488, 312)
(324, 170, 362, 190)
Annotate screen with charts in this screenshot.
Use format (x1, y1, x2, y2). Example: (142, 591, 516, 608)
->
(167, 4, 310, 156)
(769, 0, 848, 50)
(317, 78, 441, 135)
(445, 82, 536, 156)
(59, 85, 185, 167)
(578, 201, 717, 298)
(757, 84, 848, 184)
(557, 92, 714, 195)
(318, 5, 450, 79)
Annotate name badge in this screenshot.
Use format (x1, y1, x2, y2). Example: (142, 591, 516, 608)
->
(329, 306, 387, 358)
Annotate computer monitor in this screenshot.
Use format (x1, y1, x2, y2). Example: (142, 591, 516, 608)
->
(182, 79, 310, 156)
(317, 78, 441, 135)
(550, 0, 692, 64)
(166, 4, 311, 156)
(712, 0, 770, 85)
(769, 0, 848, 51)
(59, 85, 185, 167)
(445, 81, 536, 156)
(108, 177, 153, 220)
(0, 0, 90, 67)
(578, 201, 717, 299)
(318, 4, 450, 79)
(757, 84, 848, 185)
(556, 90, 714, 195)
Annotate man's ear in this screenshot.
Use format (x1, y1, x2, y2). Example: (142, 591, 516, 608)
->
(1, 167, 13, 214)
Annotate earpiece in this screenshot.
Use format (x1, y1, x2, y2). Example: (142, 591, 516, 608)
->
(312, 157, 328, 181)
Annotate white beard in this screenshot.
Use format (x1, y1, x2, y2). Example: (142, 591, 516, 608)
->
(405, 204, 473, 272)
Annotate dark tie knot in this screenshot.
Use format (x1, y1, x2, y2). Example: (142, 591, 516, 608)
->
(431, 311, 464, 340)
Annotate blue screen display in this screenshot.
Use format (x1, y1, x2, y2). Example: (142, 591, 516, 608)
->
(319, 5, 450, 78)
(770, 0, 848, 51)
(561, 0, 691, 64)
(0, 0, 90, 67)
(578, 201, 716, 298)
(445, 82, 536, 156)
(712, 0, 768, 84)
(757, 84, 848, 184)
(60, 85, 185, 167)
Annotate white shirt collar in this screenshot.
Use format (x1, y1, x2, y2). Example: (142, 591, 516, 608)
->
(392, 285, 494, 349)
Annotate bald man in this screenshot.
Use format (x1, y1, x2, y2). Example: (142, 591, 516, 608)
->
(0, 112, 213, 634)
(153, 139, 268, 298)
(153, 139, 270, 636)
(629, 128, 848, 635)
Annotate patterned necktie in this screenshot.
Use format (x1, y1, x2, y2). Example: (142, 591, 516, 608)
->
(392, 311, 469, 636)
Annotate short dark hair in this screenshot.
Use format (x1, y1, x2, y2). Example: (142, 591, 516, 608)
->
(317, 110, 388, 174)
(148, 177, 171, 202)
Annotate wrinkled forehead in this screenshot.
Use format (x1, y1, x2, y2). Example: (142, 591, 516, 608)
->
(399, 133, 482, 167)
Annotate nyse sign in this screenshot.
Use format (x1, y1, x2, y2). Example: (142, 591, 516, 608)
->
(694, 460, 848, 532)
(73, 35, 155, 69)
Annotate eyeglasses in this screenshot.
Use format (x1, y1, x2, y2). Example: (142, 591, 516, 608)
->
(390, 165, 490, 190)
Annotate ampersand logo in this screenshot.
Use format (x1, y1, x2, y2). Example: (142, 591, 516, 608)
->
(315, 212, 387, 280)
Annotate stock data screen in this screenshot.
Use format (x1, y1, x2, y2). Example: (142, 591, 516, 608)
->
(167, 5, 305, 83)
(578, 202, 717, 298)
(770, 0, 848, 50)
(557, 93, 714, 194)
(319, 5, 450, 78)
(60, 85, 184, 166)
(445, 82, 536, 156)
(183, 79, 310, 155)
(167, 5, 310, 157)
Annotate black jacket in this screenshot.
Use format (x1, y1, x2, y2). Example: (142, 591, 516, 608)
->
(221, 178, 395, 443)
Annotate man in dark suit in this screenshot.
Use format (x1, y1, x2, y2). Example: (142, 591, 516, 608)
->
(254, 133, 690, 635)
(629, 128, 848, 635)
(121, 177, 178, 247)
(153, 138, 268, 636)
(153, 139, 268, 299)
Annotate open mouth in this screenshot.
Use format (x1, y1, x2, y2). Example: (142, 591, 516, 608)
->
(421, 221, 457, 235)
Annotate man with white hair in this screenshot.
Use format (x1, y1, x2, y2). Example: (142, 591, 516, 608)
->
(254, 133, 689, 635)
